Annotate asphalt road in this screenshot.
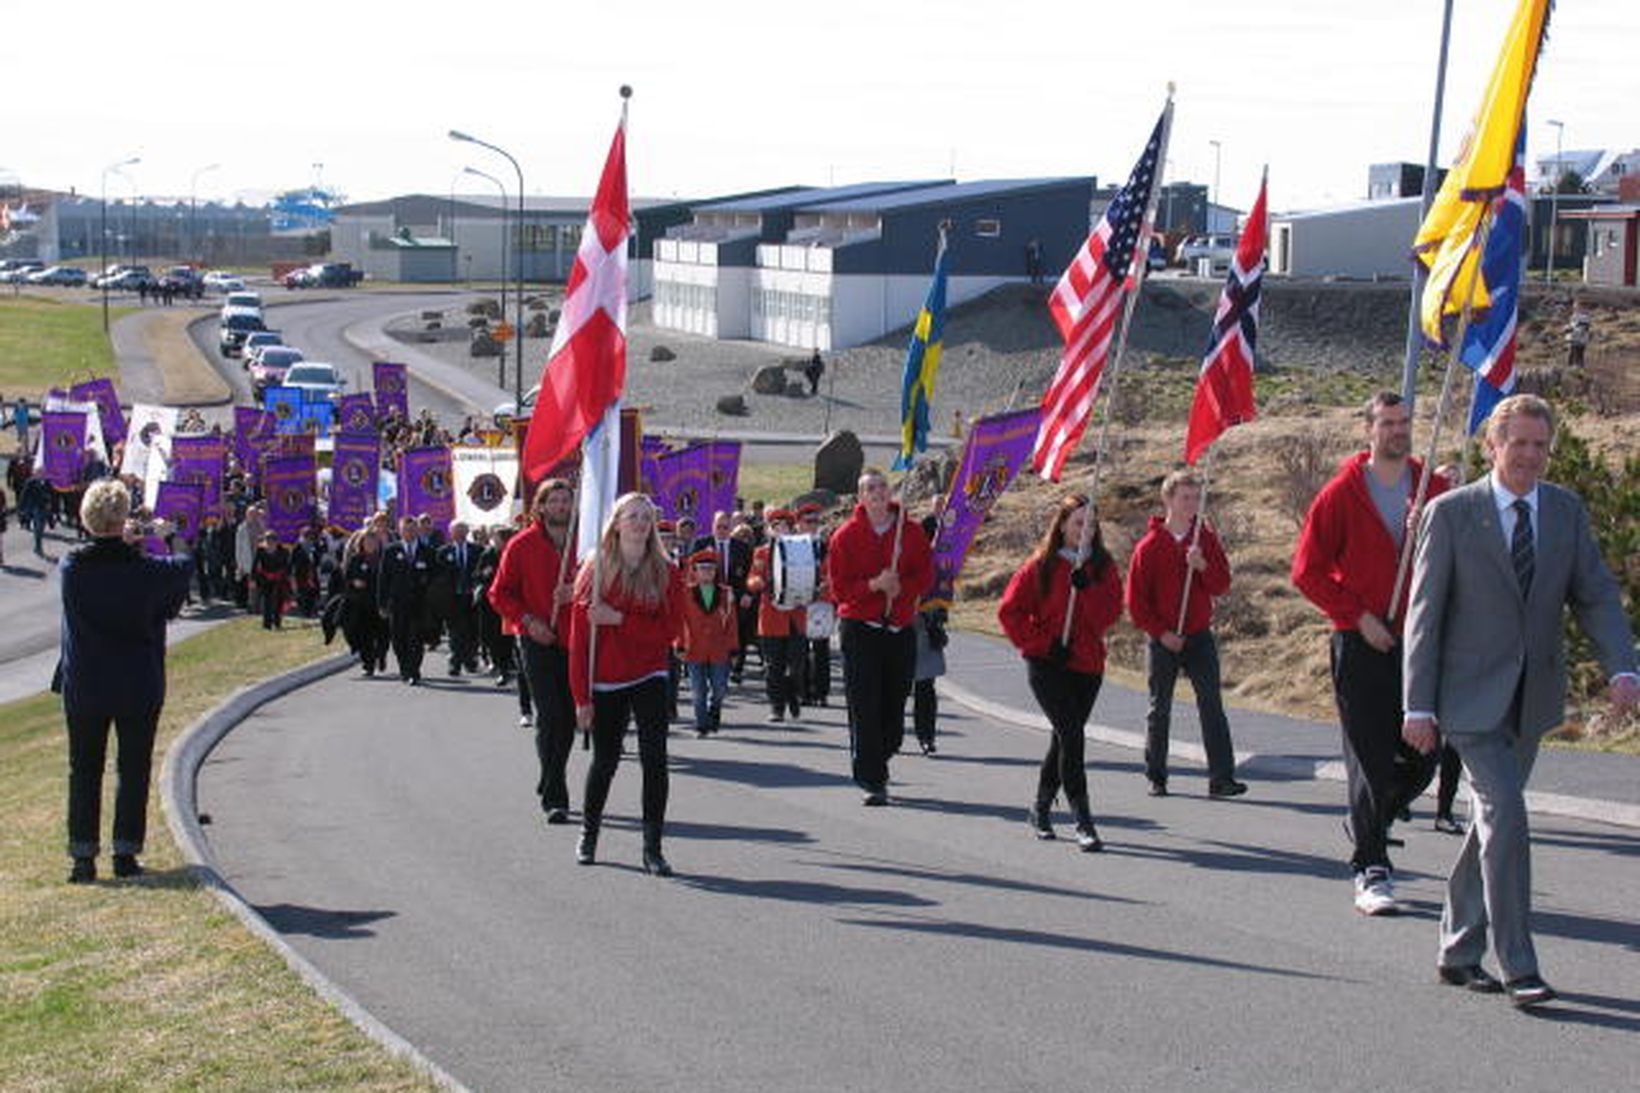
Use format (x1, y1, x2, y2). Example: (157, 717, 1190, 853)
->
(200, 665, 1639, 1093)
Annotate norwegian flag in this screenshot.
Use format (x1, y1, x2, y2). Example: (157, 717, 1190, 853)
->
(522, 117, 630, 482)
(1184, 173, 1267, 465)
(1460, 157, 1527, 435)
(1032, 104, 1171, 481)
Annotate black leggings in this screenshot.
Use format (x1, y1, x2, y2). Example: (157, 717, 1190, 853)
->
(1026, 658, 1103, 805)
(581, 676, 670, 828)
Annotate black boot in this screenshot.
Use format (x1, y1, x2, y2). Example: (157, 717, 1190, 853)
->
(68, 857, 97, 884)
(1027, 798, 1056, 840)
(642, 823, 672, 877)
(112, 853, 144, 878)
(1070, 795, 1103, 852)
(576, 819, 599, 866)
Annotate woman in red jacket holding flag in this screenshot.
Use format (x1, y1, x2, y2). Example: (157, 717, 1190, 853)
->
(997, 494, 1123, 851)
(568, 492, 684, 876)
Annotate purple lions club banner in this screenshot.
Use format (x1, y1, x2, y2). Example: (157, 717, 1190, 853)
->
(398, 445, 455, 530)
(234, 407, 276, 478)
(69, 377, 126, 449)
(169, 435, 228, 521)
(329, 431, 381, 531)
(704, 440, 741, 522)
(264, 454, 317, 544)
(639, 435, 669, 498)
(41, 410, 87, 488)
(651, 440, 740, 521)
(337, 392, 377, 434)
(925, 407, 1041, 609)
(373, 361, 409, 422)
(153, 480, 205, 543)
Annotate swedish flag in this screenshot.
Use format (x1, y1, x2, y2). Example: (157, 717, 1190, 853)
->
(894, 232, 951, 470)
(1412, 0, 1552, 347)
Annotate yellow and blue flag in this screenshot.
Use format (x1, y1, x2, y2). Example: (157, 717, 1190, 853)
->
(1412, 0, 1552, 348)
(894, 230, 950, 470)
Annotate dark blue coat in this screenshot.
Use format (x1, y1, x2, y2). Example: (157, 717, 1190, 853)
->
(58, 538, 193, 715)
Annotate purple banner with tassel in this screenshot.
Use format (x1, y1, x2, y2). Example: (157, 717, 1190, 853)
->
(924, 407, 1041, 609)
(397, 445, 454, 531)
(69, 377, 126, 449)
(264, 453, 317, 544)
(169, 434, 229, 521)
(41, 410, 87, 488)
(329, 431, 381, 531)
(153, 480, 205, 542)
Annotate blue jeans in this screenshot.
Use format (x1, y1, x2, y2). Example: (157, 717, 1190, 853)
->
(687, 660, 730, 731)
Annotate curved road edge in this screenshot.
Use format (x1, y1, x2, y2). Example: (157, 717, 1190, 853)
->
(159, 653, 471, 1093)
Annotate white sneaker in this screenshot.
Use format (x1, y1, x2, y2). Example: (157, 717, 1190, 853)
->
(1353, 867, 1401, 916)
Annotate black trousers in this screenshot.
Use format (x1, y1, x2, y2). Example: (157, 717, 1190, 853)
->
(581, 676, 670, 828)
(389, 602, 425, 680)
(1144, 630, 1237, 785)
(913, 679, 938, 744)
(840, 620, 915, 790)
(521, 639, 575, 812)
(806, 637, 831, 701)
(1330, 631, 1437, 872)
(761, 633, 806, 714)
(65, 704, 159, 858)
(1026, 658, 1102, 805)
(1436, 742, 1464, 819)
(445, 600, 477, 670)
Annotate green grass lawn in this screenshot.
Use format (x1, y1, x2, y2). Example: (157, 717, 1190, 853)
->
(0, 617, 437, 1091)
(0, 296, 129, 398)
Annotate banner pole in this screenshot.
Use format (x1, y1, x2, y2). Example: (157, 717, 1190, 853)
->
(1173, 444, 1216, 635)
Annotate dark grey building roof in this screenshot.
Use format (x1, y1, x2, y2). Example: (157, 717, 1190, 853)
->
(802, 177, 1091, 214)
(696, 181, 949, 214)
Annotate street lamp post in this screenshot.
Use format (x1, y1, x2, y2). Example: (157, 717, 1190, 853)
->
(450, 129, 525, 413)
(463, 165, 509, 389)
(190, 163, 220, 266)
(101, 155, 140, 333)
(1208, 139, 1222, 230)
(1546, 119, 1565, 284)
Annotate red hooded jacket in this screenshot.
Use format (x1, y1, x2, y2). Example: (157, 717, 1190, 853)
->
(1126, 515, 1231, 639)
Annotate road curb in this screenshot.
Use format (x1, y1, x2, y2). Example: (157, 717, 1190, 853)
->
(936, 677, 1640, 828)
(161, 654, 470, 1093)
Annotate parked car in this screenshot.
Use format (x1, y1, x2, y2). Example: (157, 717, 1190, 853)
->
(250, 347, 306, 399)
(0, 260, 46, 283)
(202, 270, 246, 293)
(1175, 234, 1238, 269)
(493, 384, 541, 424)
(279, 361, 348, 402)
(27, 266, 89, 287)
(283, 261, 362, 289)
(102, 268, 159, 291)
(219, 309, 267, 356)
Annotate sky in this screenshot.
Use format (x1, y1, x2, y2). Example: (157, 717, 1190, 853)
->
(3, 0, 1633, 215)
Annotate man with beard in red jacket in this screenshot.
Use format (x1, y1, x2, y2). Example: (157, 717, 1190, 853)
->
(1127, 469, 1245, 800)
(1293, 391, 1447, 917)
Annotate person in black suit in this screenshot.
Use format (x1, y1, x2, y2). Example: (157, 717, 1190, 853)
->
(379, 515, 433, 684)
(56, 479, 193, 883)
(439, 520, 482, 676)
(691, 510, 754, 680)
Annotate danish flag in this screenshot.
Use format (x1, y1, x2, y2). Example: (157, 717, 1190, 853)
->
(1032, 104, 1170, 482)
(1183, 172, 1266, 465)
(522, 119, 630, 481)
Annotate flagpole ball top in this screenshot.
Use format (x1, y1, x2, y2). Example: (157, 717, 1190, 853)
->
(620, 84, 632, 99)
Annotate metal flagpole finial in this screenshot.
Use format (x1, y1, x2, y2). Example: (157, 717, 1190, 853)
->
(620, 84, 633, 100)
(1166, 81, 1176, 100)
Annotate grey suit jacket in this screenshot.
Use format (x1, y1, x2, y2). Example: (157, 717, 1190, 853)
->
(1403, 477, 1636, 738)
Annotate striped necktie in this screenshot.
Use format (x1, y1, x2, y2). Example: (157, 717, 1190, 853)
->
(1510, 498, 1534, 596)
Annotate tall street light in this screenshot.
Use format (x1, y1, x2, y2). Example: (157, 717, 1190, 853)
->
(1545, 119, 1565, 284)
(449, 129, 525, 413)
(1208, 139, 1222, 230)
(190, 163, 220, 266)
(463, 165, 509, 389)
(101, 154, 140, 332)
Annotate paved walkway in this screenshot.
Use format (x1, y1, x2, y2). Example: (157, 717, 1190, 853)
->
(938, 630, 1640, 828)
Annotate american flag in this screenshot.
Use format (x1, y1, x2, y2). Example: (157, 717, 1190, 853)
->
(1032, 105, 1171, 481)
(1184, 172, 1267, 465)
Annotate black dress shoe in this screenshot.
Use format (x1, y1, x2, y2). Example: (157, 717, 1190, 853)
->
(1437, 964, 1503, 993)
(1208, 779, 1248, 798)
(1147, 780, 1169, 797)
(1505, 975, 1557, 1008)
(112, 854, 144, 878)
(543, 808, 569, 825)
(68, 857, 96, 884)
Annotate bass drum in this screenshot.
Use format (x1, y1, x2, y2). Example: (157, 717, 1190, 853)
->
(804, 600, 836, 640)
(770, 534, 818, 609)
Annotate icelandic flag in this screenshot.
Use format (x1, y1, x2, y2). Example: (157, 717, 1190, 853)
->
(1460, 157, 1527, 435)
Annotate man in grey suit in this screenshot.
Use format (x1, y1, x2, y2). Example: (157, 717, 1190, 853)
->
(1403, 394, 1637, 1008)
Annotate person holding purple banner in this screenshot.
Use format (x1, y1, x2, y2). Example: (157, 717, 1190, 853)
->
(56, 479, 193, 883)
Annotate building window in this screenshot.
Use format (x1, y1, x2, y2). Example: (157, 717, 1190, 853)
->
(974, 218, 1002, 238)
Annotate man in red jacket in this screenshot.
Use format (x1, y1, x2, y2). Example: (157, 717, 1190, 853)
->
(826, 468, 934, 805)
(1127, 470, 1245, 799)
(1293, 392, 1446, 916)
(488, 479, 578, 824)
